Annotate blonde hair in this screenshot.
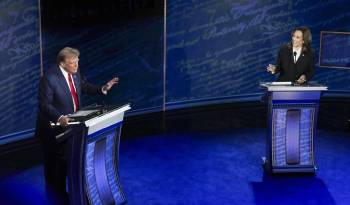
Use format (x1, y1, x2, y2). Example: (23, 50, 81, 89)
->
(57, 47, 80, 65)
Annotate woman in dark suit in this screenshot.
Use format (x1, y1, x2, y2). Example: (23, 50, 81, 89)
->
(267, 26, 315, 83)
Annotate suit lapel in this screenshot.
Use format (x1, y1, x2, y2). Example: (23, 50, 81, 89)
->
(55, 67, 74, 110)
(290, 48, 304, 65)
(296, 52, 305, 65)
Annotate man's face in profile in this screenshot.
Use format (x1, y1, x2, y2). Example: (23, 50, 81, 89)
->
(61, 56, 79, 74)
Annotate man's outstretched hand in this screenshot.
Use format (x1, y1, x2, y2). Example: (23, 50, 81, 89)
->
(103, 77, 119, 93)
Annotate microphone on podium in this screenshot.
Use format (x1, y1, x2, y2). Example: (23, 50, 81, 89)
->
(293, 51, 297, 63)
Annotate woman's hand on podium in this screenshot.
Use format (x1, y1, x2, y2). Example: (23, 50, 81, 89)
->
(296, 75, 306, 84)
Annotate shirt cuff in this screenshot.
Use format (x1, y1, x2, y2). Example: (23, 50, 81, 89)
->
(57, 115, 64, 123)
(101, 86, 108, 95)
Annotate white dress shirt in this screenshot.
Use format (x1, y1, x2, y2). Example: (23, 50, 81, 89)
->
(59, 66, 78, 112)
(292, 47, 302, 63)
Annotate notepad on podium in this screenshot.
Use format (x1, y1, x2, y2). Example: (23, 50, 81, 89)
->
(68, 109, 102, 122)
(261, 82, 292, 86)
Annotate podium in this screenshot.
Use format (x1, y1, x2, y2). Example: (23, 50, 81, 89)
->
(260, 83, 327, 173)
(65, 104, 130, 205)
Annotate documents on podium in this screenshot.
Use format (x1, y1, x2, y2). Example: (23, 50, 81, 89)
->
(63, 103, 131, 205)
(68, 109, 100, 120)
(260, 82, 327, 174)
(262, 81, 292, 86)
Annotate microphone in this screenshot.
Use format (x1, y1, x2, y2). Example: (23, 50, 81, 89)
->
(293, 51, 297, 63)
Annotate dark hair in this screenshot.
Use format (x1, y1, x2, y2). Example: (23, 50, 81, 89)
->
(57, 47, 80, 65)
(288, 26, 312, 53)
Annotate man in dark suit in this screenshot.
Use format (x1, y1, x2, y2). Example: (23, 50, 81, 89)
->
(35, 47, 118, 192)
(267, 26, 315, 83)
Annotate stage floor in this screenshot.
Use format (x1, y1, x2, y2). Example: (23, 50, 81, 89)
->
(0, 128, 349, 205)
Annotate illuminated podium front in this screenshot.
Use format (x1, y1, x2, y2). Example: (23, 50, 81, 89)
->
(260, 83, 327, 173)
(64, 104, 130, 205)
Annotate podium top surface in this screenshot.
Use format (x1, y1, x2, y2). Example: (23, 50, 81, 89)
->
(84, 104, 131, 136)
(84, 104, 131, 127)
(50, 104, 131, 129)
(260, 82, 328, 91)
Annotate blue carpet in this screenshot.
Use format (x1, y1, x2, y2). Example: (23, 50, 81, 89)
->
(0, 165, 63, 205)
(1, 128, 350, 205)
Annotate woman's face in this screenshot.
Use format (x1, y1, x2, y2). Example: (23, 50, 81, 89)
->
(292, 30, 304, 48)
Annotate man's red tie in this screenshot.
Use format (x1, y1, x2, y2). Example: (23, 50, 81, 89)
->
(68, 74, 79, 111)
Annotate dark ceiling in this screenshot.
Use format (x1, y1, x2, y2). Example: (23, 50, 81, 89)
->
(40, 0, 163, 27)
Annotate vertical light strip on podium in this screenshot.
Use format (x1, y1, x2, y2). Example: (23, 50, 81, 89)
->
(94, 137, 114, 204)
(273, 109, 287, 166)
(300, 108, 313, 165)
(85, 128, 125, 205)
(285, 109, 300, 165)
(83, 105, 130, 205)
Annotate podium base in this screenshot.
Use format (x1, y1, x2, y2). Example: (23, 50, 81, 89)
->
(262, 156, 316, 175)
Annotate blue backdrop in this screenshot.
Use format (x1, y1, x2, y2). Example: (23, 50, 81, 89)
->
(166, 0, 350, 106)
(1, 0, 350, 143)
(42, 17, 164, 113)
(0, 0, 40, 141)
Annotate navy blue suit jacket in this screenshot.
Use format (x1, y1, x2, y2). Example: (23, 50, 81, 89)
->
(36, 66, 102, 139)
